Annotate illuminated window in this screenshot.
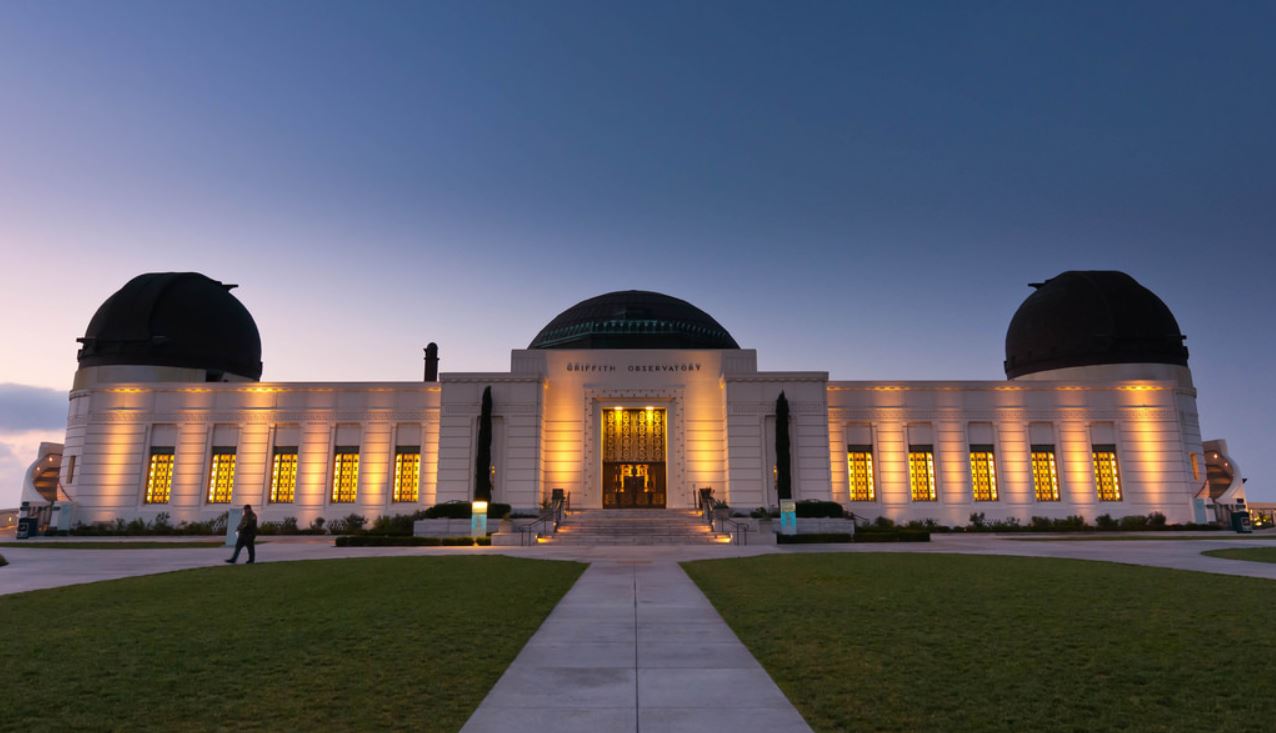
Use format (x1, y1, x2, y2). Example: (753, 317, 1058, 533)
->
(393, 446, 421, 503)
(206, 448, 236, 504)
(1190, 452, 1201, 482)
(66, 455, 76, 484)
(1030, 445, 1060, 502)
(908, 445, 937, 501)
(331, 446, 360, 503)
(270, 447, 298, 503)
(1093, 444, 1122, 502)
(144, 448, 175, 504)
(846, 444, 875, 502)
(969, 445, 998, 502)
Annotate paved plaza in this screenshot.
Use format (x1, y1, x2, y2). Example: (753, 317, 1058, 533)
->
(3, 532, 1275, 732)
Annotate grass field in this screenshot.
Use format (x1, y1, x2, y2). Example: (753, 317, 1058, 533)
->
(0, 541, 224, 549)
(1008, 533, 1276, 542)
(684, 553, 1275, 733)
(3, 556, 583, 732)
(1203, 547, 1276, 564)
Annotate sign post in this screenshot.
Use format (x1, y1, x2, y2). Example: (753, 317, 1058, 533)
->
(779, 499, 797, 536)
(471, 500, 488, 538)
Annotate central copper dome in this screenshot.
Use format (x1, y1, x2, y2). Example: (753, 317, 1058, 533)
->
(530, 291, 739, 350)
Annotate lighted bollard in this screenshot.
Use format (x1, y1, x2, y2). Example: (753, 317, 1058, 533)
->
(779, 499, 797, 535)
(471, 500, 488, 538)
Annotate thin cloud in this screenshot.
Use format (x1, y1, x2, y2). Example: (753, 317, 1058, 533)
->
(0, 384, 67, 432)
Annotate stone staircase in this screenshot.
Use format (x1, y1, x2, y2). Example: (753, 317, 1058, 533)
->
(545, 509, 730, 545)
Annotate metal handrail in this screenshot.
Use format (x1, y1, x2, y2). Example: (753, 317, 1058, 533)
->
(516, 496, 567, 546)
(714, 515, 751, 546)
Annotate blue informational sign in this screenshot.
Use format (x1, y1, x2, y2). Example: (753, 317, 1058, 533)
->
(779, 499, 797, 536)
(471, 501, 489, 538)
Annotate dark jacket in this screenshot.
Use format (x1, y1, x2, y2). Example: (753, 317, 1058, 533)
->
(237, 512, 258, 539)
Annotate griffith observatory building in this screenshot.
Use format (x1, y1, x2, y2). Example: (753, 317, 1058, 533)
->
(22, 270, 1247, 528)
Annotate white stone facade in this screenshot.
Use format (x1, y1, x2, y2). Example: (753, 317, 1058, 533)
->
(55, 347, 1209, 526)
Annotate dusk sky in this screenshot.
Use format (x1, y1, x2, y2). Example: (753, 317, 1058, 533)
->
(1, 1, 1272, 507)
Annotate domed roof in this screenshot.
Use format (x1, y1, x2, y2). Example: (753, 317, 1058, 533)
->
(77, 273, 263, 380)
(530, 290, 739, 350)
(1004, 271, 1188, 378)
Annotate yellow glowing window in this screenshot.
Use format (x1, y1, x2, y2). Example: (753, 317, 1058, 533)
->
(270, 448, 298, 503)
(331, 447, 360, 503)
(393, 447, 421, 503)
(1189, 452, 1201, 482)
(908, 445, 937, 502)
(1093, 445, 1122, 502)
(1031, 446, 1060, 502)
(847, 445, 875, 502)
(969, 446, 998, 502)
(206, 449, 236, 504)
(144, 448, 175, 504)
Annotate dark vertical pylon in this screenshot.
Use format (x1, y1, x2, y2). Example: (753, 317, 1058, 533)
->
(474, 385, 493, 501)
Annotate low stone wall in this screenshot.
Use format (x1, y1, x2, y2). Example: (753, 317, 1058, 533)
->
(413, 518, 475, 537)
(796, 518, 856, 535)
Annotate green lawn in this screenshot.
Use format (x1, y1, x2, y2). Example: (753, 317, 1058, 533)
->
(1008, 533, 1276, 542)
(684, 553, 1275, 733)
(3, 556, 583, 732)
(0, 541, 224, 549)
(1203, 547, 1276, 564)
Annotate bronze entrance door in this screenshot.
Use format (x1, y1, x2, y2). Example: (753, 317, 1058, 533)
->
(602, 408, 667, 508)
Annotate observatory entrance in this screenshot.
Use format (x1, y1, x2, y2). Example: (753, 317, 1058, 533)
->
(602, 407, 667, 508)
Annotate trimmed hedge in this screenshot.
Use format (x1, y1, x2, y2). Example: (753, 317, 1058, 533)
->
(794, 500, 845, 518)
(852, 528, 931, 543)
(777, 533, 853, 544)
(334, 535, 492, 547)
(0, 553, 7, 567)
(422, 502, 512, 520)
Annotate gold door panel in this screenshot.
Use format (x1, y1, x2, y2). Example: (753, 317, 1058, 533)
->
(602, 408, 667, 509)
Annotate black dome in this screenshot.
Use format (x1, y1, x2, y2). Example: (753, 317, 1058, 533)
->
(1004, 271, 1188, 378)
(530, 291, 739, 350)
(77, 273, 263, 380)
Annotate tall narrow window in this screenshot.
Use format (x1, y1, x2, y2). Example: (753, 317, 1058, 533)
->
(908, 445, 937, 501)
(207, 448, 236, 504)
(1093, 445, 1122, 502)
(1031, 445, 1060, 502)
(1189, 452, 1201, 482)
(969, 445, 998, 502)
(66, 455, 77, 484)
(270, 447, 298, 503)
(846, 444, 875, 502)
(393, 446, 421, 503)
(331, 446, 360, 503)
(144, 447, 175, 504)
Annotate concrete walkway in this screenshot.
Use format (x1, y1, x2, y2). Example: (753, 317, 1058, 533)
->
(460, 560, 813, 733)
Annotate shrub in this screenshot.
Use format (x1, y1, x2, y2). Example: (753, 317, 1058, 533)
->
(1095, 513, 1120, 531)
(368, 511, 431, 536)
(334, 535, 491, 547)
(327, 514, 367, 535)
(794, 500, 844, 518)
(424, 502, 471, 519)
(871, 516, 896, 529)
(309, 517, 326, 532)
(1119, 514, 1149, 531)
(750, 507, 776, 519)
(150, 513, 173, 535)
(777, 533, 853, 544)
(852, 528, 931, 543)
(1148, 511, 1168, 529)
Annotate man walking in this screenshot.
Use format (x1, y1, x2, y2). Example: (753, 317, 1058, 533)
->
(225, 504, 258, 564)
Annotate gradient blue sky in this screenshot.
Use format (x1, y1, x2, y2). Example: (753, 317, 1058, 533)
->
(1, 1, 1272, 506)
